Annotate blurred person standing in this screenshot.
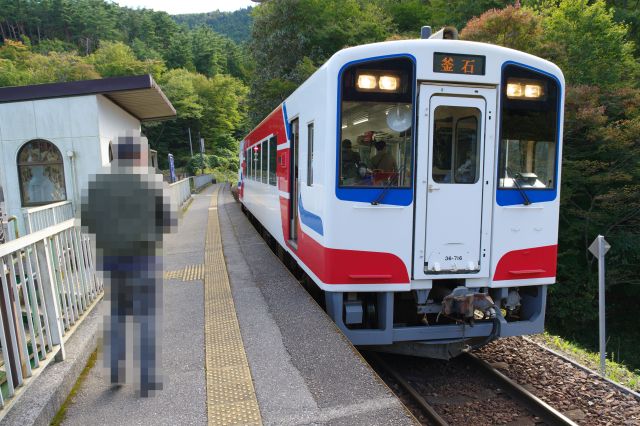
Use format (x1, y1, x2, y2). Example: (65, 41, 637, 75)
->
(80, 131, 175, 397)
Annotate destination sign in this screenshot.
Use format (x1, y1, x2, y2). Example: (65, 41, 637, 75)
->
(433, 52, 486, 76)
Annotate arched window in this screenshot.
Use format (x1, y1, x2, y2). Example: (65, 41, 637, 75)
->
(18, 139, 67, 206)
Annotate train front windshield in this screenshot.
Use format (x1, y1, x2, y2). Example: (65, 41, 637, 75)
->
(338, 57, 415, 188)
(499, 64, 560, 189)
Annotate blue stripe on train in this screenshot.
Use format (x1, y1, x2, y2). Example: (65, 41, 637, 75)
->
(298, 194, 324, 236)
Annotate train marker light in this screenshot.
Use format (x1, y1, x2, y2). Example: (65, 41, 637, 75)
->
(379, 75, 399, 91)
(357, 74, 377, 90)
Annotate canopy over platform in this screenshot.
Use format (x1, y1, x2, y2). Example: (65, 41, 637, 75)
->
(0, 75, 176, 122)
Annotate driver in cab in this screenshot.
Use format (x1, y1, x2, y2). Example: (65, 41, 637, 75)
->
(370, 140, 396, 172)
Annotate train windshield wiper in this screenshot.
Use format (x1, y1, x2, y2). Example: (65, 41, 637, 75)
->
(507, 168, 531, 206)
(371, 171, 399, 205)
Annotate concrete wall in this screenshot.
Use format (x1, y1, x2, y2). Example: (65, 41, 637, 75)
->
(96, 95, 141, 167)
(0, 94, 141, 236)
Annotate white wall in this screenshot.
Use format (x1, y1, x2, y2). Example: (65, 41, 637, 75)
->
(96, 95, 141, 167)
(0, 94, 141, 237)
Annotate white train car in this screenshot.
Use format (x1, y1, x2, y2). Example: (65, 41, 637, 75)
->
(239, 33, 564, 357)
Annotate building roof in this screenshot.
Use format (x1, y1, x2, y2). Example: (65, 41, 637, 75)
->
(0, 75, 176, 122)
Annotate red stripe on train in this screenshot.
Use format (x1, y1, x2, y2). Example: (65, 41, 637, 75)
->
(493, 245, 557, 281)
(284, 201, 409, 285)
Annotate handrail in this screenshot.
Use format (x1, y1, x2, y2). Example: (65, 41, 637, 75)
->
(0, 218, 102, 409)
(168, 177, 190, 187)
(22, 201, 75, 235)
(22, 200, 72, 214)
(0, 220, 74, 258)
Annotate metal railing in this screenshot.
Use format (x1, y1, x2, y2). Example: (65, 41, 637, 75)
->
(22, 201, 74, 234)
(192, 174, 214, 192)
(0, 220, 102, 408)
(169, 178, 191, 208)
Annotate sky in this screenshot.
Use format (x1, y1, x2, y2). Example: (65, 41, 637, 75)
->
(111, 0, 256, 14)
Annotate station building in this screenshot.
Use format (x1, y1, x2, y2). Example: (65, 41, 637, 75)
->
(0, 75, 176, 238)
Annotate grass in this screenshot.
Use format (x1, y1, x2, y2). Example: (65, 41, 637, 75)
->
(50, 349, 97, 426)
(532, 332, 640, 392)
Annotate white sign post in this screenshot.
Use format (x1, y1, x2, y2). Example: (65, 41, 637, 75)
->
(588, 235, 611, 377)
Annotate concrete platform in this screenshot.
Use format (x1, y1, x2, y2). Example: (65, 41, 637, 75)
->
(219, 186, 415, 425)
(54, 183, 414, 425)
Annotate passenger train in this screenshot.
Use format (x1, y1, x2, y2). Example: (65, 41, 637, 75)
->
(239, 28, 564, 358)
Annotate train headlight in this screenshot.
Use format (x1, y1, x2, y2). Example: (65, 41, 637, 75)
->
(378, 75, 399, 91)
(524, 84, 543, 98)
(357, 74, 377, 90)
(506, 79, 545, 100)
(506, 82, 523, 98)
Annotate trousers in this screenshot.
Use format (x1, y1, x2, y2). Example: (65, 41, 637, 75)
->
(102, 255, 162, 393)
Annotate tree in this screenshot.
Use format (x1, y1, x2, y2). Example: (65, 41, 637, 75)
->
(377, 0, 431, 35)
(89, 41, 165, 78)
(461, 4, 546, 54)
(0, 39, 99, 85)
(428, 0, 512, 29)
(541, 0, 638, 86)
(249, 0, 393, 123)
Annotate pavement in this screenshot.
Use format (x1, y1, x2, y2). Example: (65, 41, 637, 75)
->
(54, 183, 414, 425)
(60, 185, 214, 425)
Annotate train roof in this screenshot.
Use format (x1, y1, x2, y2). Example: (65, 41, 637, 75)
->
(325, 38, 564, 85)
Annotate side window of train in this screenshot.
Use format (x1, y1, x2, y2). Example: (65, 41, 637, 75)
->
(269, 136, 277, 186)
(261, 140, 268, 184)
(246, 149, 251, 180)
(498, 64, 559, 189)
(307, 122, 314, 186)
(253, 144, 260, 180)
(338, 56, 414, 188)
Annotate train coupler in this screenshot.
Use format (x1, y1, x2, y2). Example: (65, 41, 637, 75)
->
(441, 287, 496, 324)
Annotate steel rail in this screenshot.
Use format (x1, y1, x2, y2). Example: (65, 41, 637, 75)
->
(462, 352, 578, 426)
(367, 352, 449, 426)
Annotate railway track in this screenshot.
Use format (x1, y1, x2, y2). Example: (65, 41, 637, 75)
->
(366, 351, 578, 426)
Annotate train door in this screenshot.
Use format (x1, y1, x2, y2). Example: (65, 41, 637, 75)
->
(289, 119, 300, 243)
(414, 85, 496, 277)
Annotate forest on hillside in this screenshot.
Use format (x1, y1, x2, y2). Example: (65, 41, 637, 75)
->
(0, 0, 639, 375)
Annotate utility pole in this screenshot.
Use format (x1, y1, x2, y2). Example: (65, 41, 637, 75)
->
(588, 235, 611, 377)
(200, 136, 205, 175)
(188, 128, 193, 157)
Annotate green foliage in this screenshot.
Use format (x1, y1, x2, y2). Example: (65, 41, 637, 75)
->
(249, 0, 393, 124)
(459, 1, 640, 371)
(0, 39, 100, 85)
(173, 8, 254, 43)
(0, 1, 249, 184)
(89, 41, 165, 78)
(186, 153, 208, 175)
(376, 0, 431, 35)
(551, 85, 640, 341)
(540, 0, 639, 86)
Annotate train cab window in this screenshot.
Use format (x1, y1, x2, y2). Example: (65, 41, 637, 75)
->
(432, 107, 481, 184)
(339, 57, 414, 188)
(269, 136, 277, 186)
(499, 64, 559, 189)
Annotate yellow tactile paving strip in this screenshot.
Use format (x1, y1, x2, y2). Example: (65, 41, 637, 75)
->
(164, 264, 205, 281)
(204, 187, 262, 425)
